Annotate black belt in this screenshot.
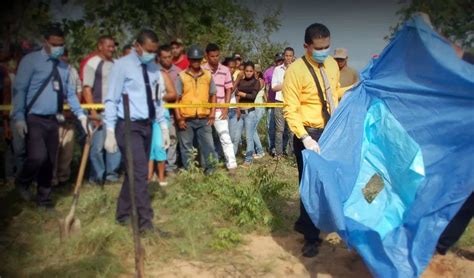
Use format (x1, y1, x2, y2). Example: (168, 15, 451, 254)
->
(240, 108, 255, 114)
(118, 118, 151, 125)
(30, 114, 57, 121)
(304, 126, 324, 134)
(183, 117, 209, 120)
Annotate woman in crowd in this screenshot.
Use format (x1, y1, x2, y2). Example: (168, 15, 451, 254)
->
(235, 61, 260, 167)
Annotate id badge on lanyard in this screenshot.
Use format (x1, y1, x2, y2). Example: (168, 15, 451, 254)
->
(53, 75, 65, 123)
(53, 79, 61, 92)
(152, 79, 161, 106)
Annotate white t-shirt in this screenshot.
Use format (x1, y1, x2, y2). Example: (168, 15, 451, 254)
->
(271, 64, 287, 102)
(83, 55, 114, 103)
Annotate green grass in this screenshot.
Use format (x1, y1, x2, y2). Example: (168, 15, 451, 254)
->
(1, 149, 473, 277)
(0, 154, 299, 277)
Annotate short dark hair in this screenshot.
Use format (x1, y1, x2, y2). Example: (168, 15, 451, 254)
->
(222, 56, 235, 66)
(304, 23, 330, 44)
(122, 44, 132, 52)
(205, 43, 220, 53)
(284, 47, 294, 54)
(136, 29, 159, 44)
(43, 23, 64, 39)
(243, 61, 254, 69)
(158, 44, 172, 55)
(98, 35, 114, 45)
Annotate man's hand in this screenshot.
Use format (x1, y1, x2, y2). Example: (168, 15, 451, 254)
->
(177, 118, 187, 130)
(237, 91, 246, 97)
(302, 136, 320, 153)
(161, 127, 170, 149)
(104, 128, 118, 153)
(89, 110, 102, 128)
(219, 108, 229, 120)
(79, 115, 92, 135)
(207, 115, 215, 126)
(14, 120, 28, 139)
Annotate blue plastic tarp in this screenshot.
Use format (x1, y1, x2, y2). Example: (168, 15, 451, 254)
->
(300, 15, 474, 278)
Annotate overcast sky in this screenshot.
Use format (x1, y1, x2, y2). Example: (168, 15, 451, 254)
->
(245, 0, 403, 70)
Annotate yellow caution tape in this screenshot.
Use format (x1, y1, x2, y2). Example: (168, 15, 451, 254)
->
(0, 102, 284, 111)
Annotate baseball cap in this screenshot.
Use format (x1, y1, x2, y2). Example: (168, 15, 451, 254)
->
(233, 53, 242, 60)
(334, 48, 348, 59)
(274, 52, 284, 61)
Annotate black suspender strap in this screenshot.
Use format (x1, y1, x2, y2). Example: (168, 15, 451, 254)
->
(301, 56, 330, 125)
(52, 63, 64, 114)
(25, 59, 59, 114)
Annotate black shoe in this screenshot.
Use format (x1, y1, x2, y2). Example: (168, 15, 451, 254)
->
(38, 201, 56, 213)
(302, 241, 320, 257)
(53, 181, 70, 192)
(16, 185, 33, 202)
(140, 227, 171, 238)
(116, 218, 131, 226)
(436, 244, 448, 255)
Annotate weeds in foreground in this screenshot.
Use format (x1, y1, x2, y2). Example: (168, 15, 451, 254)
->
(0, 155, 298, 277)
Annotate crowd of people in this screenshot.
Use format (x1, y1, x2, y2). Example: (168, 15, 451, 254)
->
(0, 23, 363, 254)
(0, 25, 360, 187)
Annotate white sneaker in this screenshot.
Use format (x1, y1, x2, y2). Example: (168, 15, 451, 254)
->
(253, 153, 265, 159)
(159, 181, 168, 187)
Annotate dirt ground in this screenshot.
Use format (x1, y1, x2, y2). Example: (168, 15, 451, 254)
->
(144, 234, 474, 278)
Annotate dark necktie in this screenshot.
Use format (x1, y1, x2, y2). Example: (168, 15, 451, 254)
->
(142, 64, 156, 120)
(51, 60, 64, 113)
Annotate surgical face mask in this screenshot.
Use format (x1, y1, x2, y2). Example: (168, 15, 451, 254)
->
(139, 49, 156, 64)
(312, 48, 330, 64)
(49, 45, 65, 59)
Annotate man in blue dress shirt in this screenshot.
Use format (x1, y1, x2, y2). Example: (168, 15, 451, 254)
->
(104, 29, 172, 234)
(12, 24, 88, 208)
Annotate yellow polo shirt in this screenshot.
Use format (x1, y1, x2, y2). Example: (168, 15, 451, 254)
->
(283, 53, 348, 139)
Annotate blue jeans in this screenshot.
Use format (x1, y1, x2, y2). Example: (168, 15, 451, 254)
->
(89, 126, 122, 182)
(228, 108, 243, 156)
(237, 109, 258, 163)
(267, 108, 276, 152)
(253, 108, 264, 155)
(178, 118, 216, 173)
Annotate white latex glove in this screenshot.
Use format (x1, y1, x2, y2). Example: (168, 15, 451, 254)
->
(78, 115, 92, 135)
(302, 136, 320, 153)
(104, 128, 118, 153)
(14, 120, 28, 139)
(161, 127, 170, 149)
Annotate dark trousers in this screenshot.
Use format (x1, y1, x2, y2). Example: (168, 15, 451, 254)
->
(16, 115, 59, 206)
(437, 192, 474, 253)
(293, 128, 323, 243)
(115, 120, 153, 231)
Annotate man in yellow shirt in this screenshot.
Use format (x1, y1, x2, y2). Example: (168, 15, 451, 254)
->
(283, 22, 346, 257)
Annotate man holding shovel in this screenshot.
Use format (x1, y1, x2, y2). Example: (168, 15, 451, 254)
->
(12, 24, 88, 209)
(104, 29, 175, 234)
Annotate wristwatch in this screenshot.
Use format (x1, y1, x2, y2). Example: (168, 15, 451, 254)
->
(300, 134, 309, 141)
